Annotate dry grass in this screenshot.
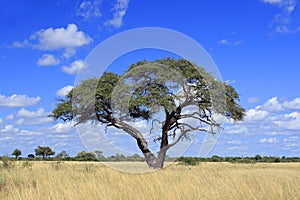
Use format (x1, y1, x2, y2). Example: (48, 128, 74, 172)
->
(1, 161, 300, 200)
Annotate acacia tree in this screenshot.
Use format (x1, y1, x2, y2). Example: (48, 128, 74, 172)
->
(12, 149, 22, 159)
(51, 58, 245, 169)
(35, 146, 55, 159)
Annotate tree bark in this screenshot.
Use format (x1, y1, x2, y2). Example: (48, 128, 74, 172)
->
(113, 117, 170, 169)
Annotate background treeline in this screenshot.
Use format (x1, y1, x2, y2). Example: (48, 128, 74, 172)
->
(2, 147, 300, 164)
(176, 155, 300, 165)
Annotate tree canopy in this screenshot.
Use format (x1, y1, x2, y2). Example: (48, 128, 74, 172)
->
(35, 146, 55, 159)
(51, 58, 245, 168)
(12, 149, 22, 159)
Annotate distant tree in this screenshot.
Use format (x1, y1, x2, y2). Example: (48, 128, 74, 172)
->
(51, 58, 245, 169)
(126, 154, 144, 161)
(56, 151, 69, 159)
(94, 150, 104, 159)
(77, 150, 87, 159)
(12, 149, 22, 159)
(254, 154, 262, 162)
(86, 152, 96, 159)
(35, 146, 55, 159)
(211, 155, 222, 162)
(77, 150, 96, 160)
(28, 154, 35, 159)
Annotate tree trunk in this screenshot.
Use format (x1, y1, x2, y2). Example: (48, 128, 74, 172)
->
(136, 136, 167, 169)
(143, 150, 167, 169)
(156, 148, 167, 168)
(114, 118, 168, 169)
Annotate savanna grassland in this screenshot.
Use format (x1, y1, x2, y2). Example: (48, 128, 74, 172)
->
(1, 161, 300, 200)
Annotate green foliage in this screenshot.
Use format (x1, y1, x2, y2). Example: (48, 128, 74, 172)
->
(51, 58, 245, 126)
(176, 155, 300, 165)
(35, 146, 55, 159)
(12, 149, 22, 159)
(50, 58, 246, 168)
(177, 157, 200, 166)
(76, 151, 97, 161)
(56, 151, 69, 160)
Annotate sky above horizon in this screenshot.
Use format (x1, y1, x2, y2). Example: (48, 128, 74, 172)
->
(0, 0, 300, 158)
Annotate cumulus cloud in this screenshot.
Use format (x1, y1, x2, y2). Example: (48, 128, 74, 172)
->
(262, 0, 299, 34)
(16, 108, 52, 125)
(225, 96, 300, 136)
(49, 123, 74, 134)
(30, 23, 92, 58)
(76, 0, 102, 20)
(56, 85, 74, 97)
(106, 0, 129, 28)
(17, 108, 47, 118)
(37, 54, 60, 66)
(283, 98, 300, 109)
(259, 97, 284, 112)
(0, 125, 19, 133)
(62, 59, 88, 74)
(0, 94, 41, 108)
(274, 111, 300, 130)
(245, 109, 269, 121)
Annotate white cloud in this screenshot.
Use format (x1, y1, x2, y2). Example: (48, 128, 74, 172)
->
(262, 0, 299, 34)
(0, 136, 11, 142)
(248, 97, 259, 103)
(16, 108, 52, 125)
(77, 0, 102, 19)
(0, 125, 19, 133)
(225, 96, 300, 136)
(0, 118, 2, 124)
(283, 136, 299, 148)
(245, 109, 269, 121)
(275, 111, 300, 130)
(283, 98, 300, 109)
(17, 108, 47, 118)
(225, 125, 248, 134)
(17, 130, 43, 136)
(62, 59, 87, 74)
(106, 0, 129, 28)
(49, 123, 74, 134)
(259, 97, 284, 112)
(228, 140, 242, 145)
(0, 94, 41, 108)
(30, 23, 92, 58)
(259, 137, 278, 143)
(6, 115, 14, 120)
(262, 0, 296, 12)
(262, 0, 283, 5)
(10, 40, 30, 48)
(56, 85, 74, 97)
(219, 39, 245, 46)
(16, 117, 52, 125)
(37, 54, 60, 66)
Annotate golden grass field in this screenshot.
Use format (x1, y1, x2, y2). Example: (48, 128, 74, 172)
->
(1, 161, 300, 200)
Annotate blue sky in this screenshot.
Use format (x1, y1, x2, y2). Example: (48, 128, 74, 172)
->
(0, 0, 300, 158)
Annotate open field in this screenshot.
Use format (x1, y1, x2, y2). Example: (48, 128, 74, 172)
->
(1, 161, 300, 200)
